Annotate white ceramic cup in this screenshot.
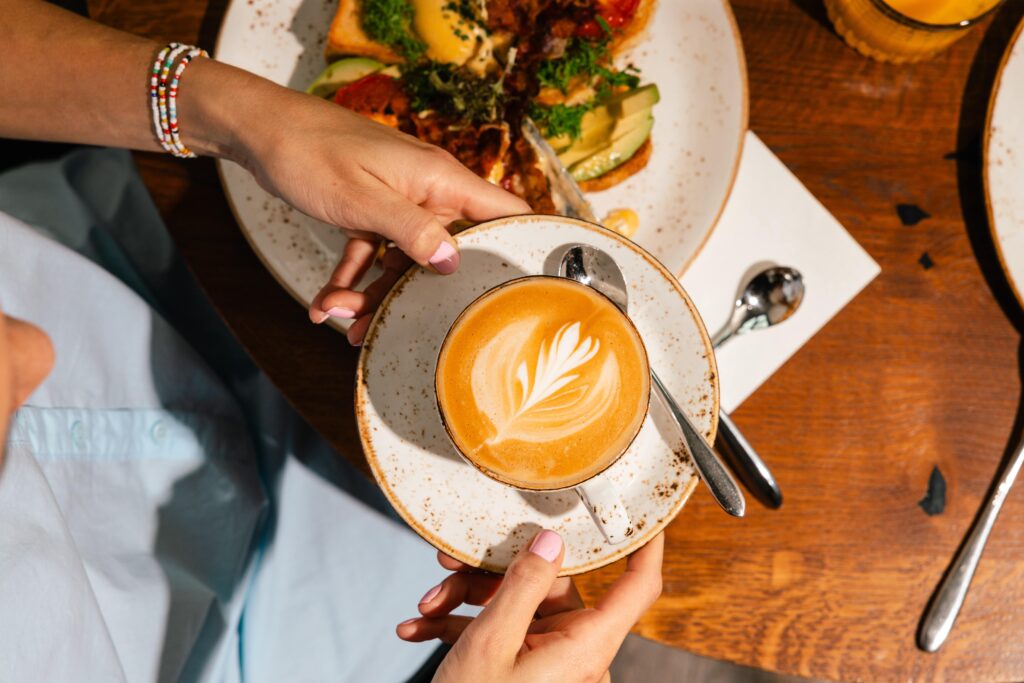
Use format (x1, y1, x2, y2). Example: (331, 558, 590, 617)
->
(434, 275, 650, 545)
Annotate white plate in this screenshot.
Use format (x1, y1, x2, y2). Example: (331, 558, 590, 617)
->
(355, 216, 718, 575)
(214, 0, 748, 314)
(987, 19, 1024, 307)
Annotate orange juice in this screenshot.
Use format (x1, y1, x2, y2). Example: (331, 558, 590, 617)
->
(825, 0, 1003, 63)
(886, 0, 1001, 25)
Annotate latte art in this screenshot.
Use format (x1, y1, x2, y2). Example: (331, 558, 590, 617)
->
(437, 277, 650, 490)
(473, 319, 617, 448)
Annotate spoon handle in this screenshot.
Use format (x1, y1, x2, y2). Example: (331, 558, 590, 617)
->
(709, 324, 737, 349)
(710, 302, 749, 348)
(918, 431, 1024, 652)
(717, 411, 783, 509)
(651, 370, 745, 517)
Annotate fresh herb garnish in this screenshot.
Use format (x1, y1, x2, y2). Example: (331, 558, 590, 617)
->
(537, 37, 607, 93)
(594, 64, 640, 100)
(403, 63, 504, 123)
(443, 0, 486, 28)
(598, 64, 640, 90)
(531, 55, 640, 141)
(528, 101, 592, 140)
(537, 36, 641, 99)
(362, 0, 426, 61)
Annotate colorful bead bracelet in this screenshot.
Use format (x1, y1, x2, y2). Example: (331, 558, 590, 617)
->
(149, 42, 208, 158)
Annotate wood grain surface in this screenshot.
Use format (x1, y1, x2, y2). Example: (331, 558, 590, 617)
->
(85, 0, 1024, 680)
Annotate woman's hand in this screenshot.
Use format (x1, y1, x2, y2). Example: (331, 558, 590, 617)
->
(5, 0, 532, 346)
(1, 0, 529, 347)
(223, 86, 530, 345)
(398, 530, 664, 683)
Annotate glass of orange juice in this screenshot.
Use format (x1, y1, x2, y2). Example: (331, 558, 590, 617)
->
(824, 0, 1004, 63)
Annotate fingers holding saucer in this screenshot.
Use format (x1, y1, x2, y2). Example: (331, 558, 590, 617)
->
(418, 573, 503, 617)
(396, 615, 473, 645)
(438, 551, 476, 572)
(313, 246, 413, 345)
(309, 238, 378, 323)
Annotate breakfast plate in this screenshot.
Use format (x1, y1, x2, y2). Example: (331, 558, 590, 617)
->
(986, 18, 1024, 308)
(355, 216, 718, 574)
(214, 0, 748, 319)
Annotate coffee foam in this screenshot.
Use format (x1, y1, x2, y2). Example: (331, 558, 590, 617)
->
(437, 277, 649, 490)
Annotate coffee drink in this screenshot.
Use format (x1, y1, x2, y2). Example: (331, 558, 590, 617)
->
(436, 277, 650, 490)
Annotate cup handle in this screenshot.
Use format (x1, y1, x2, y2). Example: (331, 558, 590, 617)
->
(576, 476, 633, 545)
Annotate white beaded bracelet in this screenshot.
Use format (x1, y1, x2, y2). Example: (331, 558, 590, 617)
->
(153, 43, 190, 154)
(166, 47, 208, 157)
(149, 42, 208, 158)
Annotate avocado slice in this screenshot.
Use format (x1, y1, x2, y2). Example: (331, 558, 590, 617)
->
(558, 131, 612, 167)
(569, 115, 653, 182)
(547, 105, 615, 153)
(307, 58, 386, 99)
(558, 102, 653, 168)
(611, 107, 653, 139)
(553, 85, 659, 164)
(611, 84, 660, 118)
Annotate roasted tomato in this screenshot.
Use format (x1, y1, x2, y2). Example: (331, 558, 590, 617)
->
(333, 74, 409, 128)
(576, 0, 641, 39)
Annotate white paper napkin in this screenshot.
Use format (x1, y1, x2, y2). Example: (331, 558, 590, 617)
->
(680, 132, 880, 413)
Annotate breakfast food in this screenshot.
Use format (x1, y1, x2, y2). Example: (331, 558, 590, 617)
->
(435, 277, 650, 490)
(309, 0, 659, 218)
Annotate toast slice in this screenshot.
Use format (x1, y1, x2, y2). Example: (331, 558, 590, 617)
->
(326, 0, 403, 63)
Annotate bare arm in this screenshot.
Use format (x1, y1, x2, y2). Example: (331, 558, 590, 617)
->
(0, 0, 529, 344)
(0, 0, 244, 156)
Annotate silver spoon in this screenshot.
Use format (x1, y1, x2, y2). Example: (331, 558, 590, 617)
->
(711, 267, 804, 509)
(711, 267, 805, 348)
(919, 435, 1024, 651)
(559, 245, 746, 517)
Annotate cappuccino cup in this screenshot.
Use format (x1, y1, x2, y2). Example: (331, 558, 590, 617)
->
(435, 275, 650, 544)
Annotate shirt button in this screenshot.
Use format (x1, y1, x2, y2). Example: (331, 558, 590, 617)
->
(150, 420, 168, 444)
(70, 421, 87, 449)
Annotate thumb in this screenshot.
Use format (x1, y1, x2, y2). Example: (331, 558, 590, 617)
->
(465, 530, 564, 657)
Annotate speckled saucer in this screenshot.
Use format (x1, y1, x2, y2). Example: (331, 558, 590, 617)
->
(355, 216, 719, 575)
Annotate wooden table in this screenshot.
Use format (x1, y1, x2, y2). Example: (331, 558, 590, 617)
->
(88, 1, 1024, 680)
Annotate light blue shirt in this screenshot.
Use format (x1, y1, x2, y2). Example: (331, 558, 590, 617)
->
(0, 149, 448, 682)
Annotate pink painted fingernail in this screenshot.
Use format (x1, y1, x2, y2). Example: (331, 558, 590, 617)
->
(326, 307, 356, 319)
(428, 242, 460, 275)
(529, 530, 562, 563)
(399, 617, 418, 627)
(419, 583, 442, 605)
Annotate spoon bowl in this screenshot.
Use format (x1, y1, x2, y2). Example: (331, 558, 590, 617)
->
(559, 244, 629, 312)
(712, 267, 805, 349)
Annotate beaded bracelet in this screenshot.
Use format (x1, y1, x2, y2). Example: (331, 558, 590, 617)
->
(157, 44, 190, 149)
(153, 43, 189, 153)
(150, 42, 208, 158)
(166, 48, 208, 157)
(148, 43, 176, 152)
